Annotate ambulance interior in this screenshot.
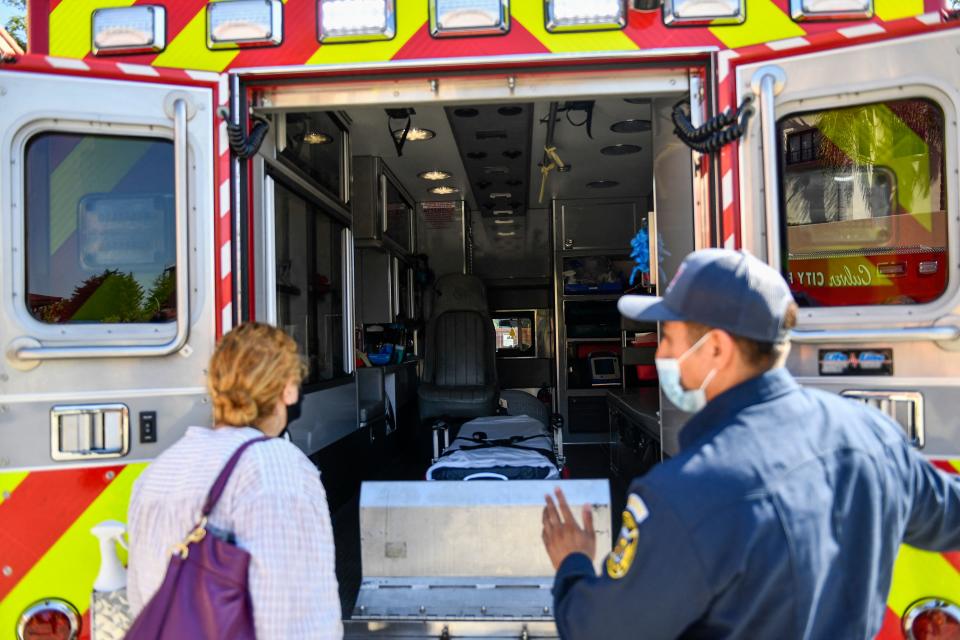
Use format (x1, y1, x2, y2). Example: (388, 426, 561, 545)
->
(252, 73, 699, 615)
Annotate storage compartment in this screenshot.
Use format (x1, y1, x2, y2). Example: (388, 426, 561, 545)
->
(567, 395, 610, 434)
(564, 300, 621, 338)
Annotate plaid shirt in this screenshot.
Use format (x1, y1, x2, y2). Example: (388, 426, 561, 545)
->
(128, 426, 342, 639)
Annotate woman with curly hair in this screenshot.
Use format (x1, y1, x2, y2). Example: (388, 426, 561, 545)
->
(127, 322, 342, 639)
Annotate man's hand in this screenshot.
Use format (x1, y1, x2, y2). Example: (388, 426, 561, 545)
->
(542, 486, 597, 571)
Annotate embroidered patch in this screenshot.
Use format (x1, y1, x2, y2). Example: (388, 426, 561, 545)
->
(605, 493, 649, 579)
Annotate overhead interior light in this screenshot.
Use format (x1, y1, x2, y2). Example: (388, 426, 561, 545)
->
(494, 218, 515, 224)
(587, 180, 619, 189)
(490, 192, 511, 199)
(790, 0, 872, 20)
(497, 231, 516, 237)
(663, 0, 745, 26)
(430, 0, 510, 37)
(419, 170, 452, 181)
(92, 6, 166, 55)
(207, 0, 283, 49)
(430, 186, 459, 195)
(392, 127, 435, 142)
(304, 132, 333, 144)
(319, 0, 396, 43)
(611, 119, 651, 133)
(493, 209, 513, 215)
(545, 0, 628, 32)
(601, 144, 642, 155)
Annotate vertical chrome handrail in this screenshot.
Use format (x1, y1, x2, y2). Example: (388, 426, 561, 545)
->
(15, 98, 191, 361)
(342, 228, 356, 374)
(647, 208, 659, 292)
(751, 66, 787, 266)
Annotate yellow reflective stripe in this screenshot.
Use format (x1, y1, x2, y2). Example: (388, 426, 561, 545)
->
(951, 461, 960, 474)
(306, 1, 427, 65)
(817, 104, 935, 231)
(509, 6, 638, 54)
(0, 464, 146, 633)
(0, 472, 28, 500)
(49, 137, 151, 255)
(709, 0, 805, 50)
(50, 0, 136, 59)
(875, 0, 924, 22)
(153, 9, 238, 72)
(887, 544, 960, 617)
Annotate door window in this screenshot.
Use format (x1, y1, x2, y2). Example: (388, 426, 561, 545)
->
(24, 133, 176, 324)
(274, 181, 347, 385)
(778, 98, 947, 307)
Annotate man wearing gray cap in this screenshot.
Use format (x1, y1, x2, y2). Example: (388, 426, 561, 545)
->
(541, 248, 960, 639)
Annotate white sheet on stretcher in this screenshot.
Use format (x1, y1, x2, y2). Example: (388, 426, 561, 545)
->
(427, 415, 560, 480)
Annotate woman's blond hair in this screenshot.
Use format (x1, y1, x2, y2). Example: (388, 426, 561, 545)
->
(208, 322, 307, 427)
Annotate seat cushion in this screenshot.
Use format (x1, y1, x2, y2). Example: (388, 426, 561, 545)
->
(418, 382, 497, 420)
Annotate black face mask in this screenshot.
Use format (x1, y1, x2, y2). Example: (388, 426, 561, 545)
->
(280, 389, 303, 440)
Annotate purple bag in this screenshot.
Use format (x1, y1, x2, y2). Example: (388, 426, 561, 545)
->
(126, 436, 270, 640)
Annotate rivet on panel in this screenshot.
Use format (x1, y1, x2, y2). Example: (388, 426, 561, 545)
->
(105, 470, 116, 481)
(2, 566, 12, 577)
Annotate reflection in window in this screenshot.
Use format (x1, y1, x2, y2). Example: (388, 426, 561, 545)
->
(778, 99, 947, 307)
(278, 111, 346, 202)
(274, 181, 346, 385)
(493, 316, 533, 354)
(25, 133, 176, 324)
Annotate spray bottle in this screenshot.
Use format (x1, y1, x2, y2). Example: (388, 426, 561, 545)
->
(90, 520, 132, 640)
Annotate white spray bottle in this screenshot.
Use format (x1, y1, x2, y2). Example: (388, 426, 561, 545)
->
(90, 520, 128, 592)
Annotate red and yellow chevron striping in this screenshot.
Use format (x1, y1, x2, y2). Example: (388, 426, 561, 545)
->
(0, 464, 146, 640)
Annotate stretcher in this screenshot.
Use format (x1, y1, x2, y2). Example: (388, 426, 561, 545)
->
(427, 415, 562, 480)
(427, 391, 566, 481)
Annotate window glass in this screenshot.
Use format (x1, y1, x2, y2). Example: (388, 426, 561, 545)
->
(778, 98, 947, 307)
(384, 176, 412, 252)
(278, 111, 346, 202)
(274, 181, 347, 385)
(25, 133, 176, 324)
(492, 315, 534, 355)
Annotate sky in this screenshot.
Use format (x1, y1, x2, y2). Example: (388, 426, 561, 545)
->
(0, 5, 19, 26)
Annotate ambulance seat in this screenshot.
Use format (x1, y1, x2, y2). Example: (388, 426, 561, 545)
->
(418, 274, 498, 421)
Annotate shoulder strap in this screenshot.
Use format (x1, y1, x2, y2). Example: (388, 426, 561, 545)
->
(201, 435, 271, 516)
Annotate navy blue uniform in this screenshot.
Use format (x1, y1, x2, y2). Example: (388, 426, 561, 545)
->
(553, 368, 960, 639)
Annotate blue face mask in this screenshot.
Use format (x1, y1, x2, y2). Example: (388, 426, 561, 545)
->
(656, 332, 717, 414)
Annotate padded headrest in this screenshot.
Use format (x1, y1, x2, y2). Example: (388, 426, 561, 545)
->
(429, 274, 488, 317)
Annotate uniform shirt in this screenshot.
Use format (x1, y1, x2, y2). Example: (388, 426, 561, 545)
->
(553, 368, 960, 639)
(128, 426, 343, 640)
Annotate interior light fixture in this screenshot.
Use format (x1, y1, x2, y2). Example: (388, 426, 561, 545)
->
(319, 0, 396, 43)
(207, 0, 283, 49)
(497, 231, 517, 237)
(494, 218, 515, 224)
(601, 144, 642, 155)
(790, 0, 873, 20)
(545, 0, 627, 32)
(611, 119, 652, 133)
(303, 132, 333, 144)
(430, 0, 510, 37)
(430, 186, 459, 195)
(92, 5, 166, 54)
(493, 209, 513, 215)
(393, 127, 435, 142)
(587, 180, 619, 189)
(663, 0, 745, 26)
(419, 170, 452, 181)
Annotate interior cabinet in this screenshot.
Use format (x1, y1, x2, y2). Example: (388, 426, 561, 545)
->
(352, 156, 415, 255)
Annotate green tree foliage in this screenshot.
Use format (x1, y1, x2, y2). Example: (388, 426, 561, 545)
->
(3, 0, 26, 51)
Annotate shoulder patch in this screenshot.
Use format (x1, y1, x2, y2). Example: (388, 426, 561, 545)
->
(605, 493, 649, 579)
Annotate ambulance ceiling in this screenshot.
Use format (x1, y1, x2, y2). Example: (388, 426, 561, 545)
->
(344, 96, 653, 213)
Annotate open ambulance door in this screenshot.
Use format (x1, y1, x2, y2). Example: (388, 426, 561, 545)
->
(0, 56, 219, 637)
(736, 28, 960, 633)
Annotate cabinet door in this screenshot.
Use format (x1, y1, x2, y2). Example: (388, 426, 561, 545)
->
(558, 199, 641, 251)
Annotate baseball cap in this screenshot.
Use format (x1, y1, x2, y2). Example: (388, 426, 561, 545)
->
(618, 249, 794, 344)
